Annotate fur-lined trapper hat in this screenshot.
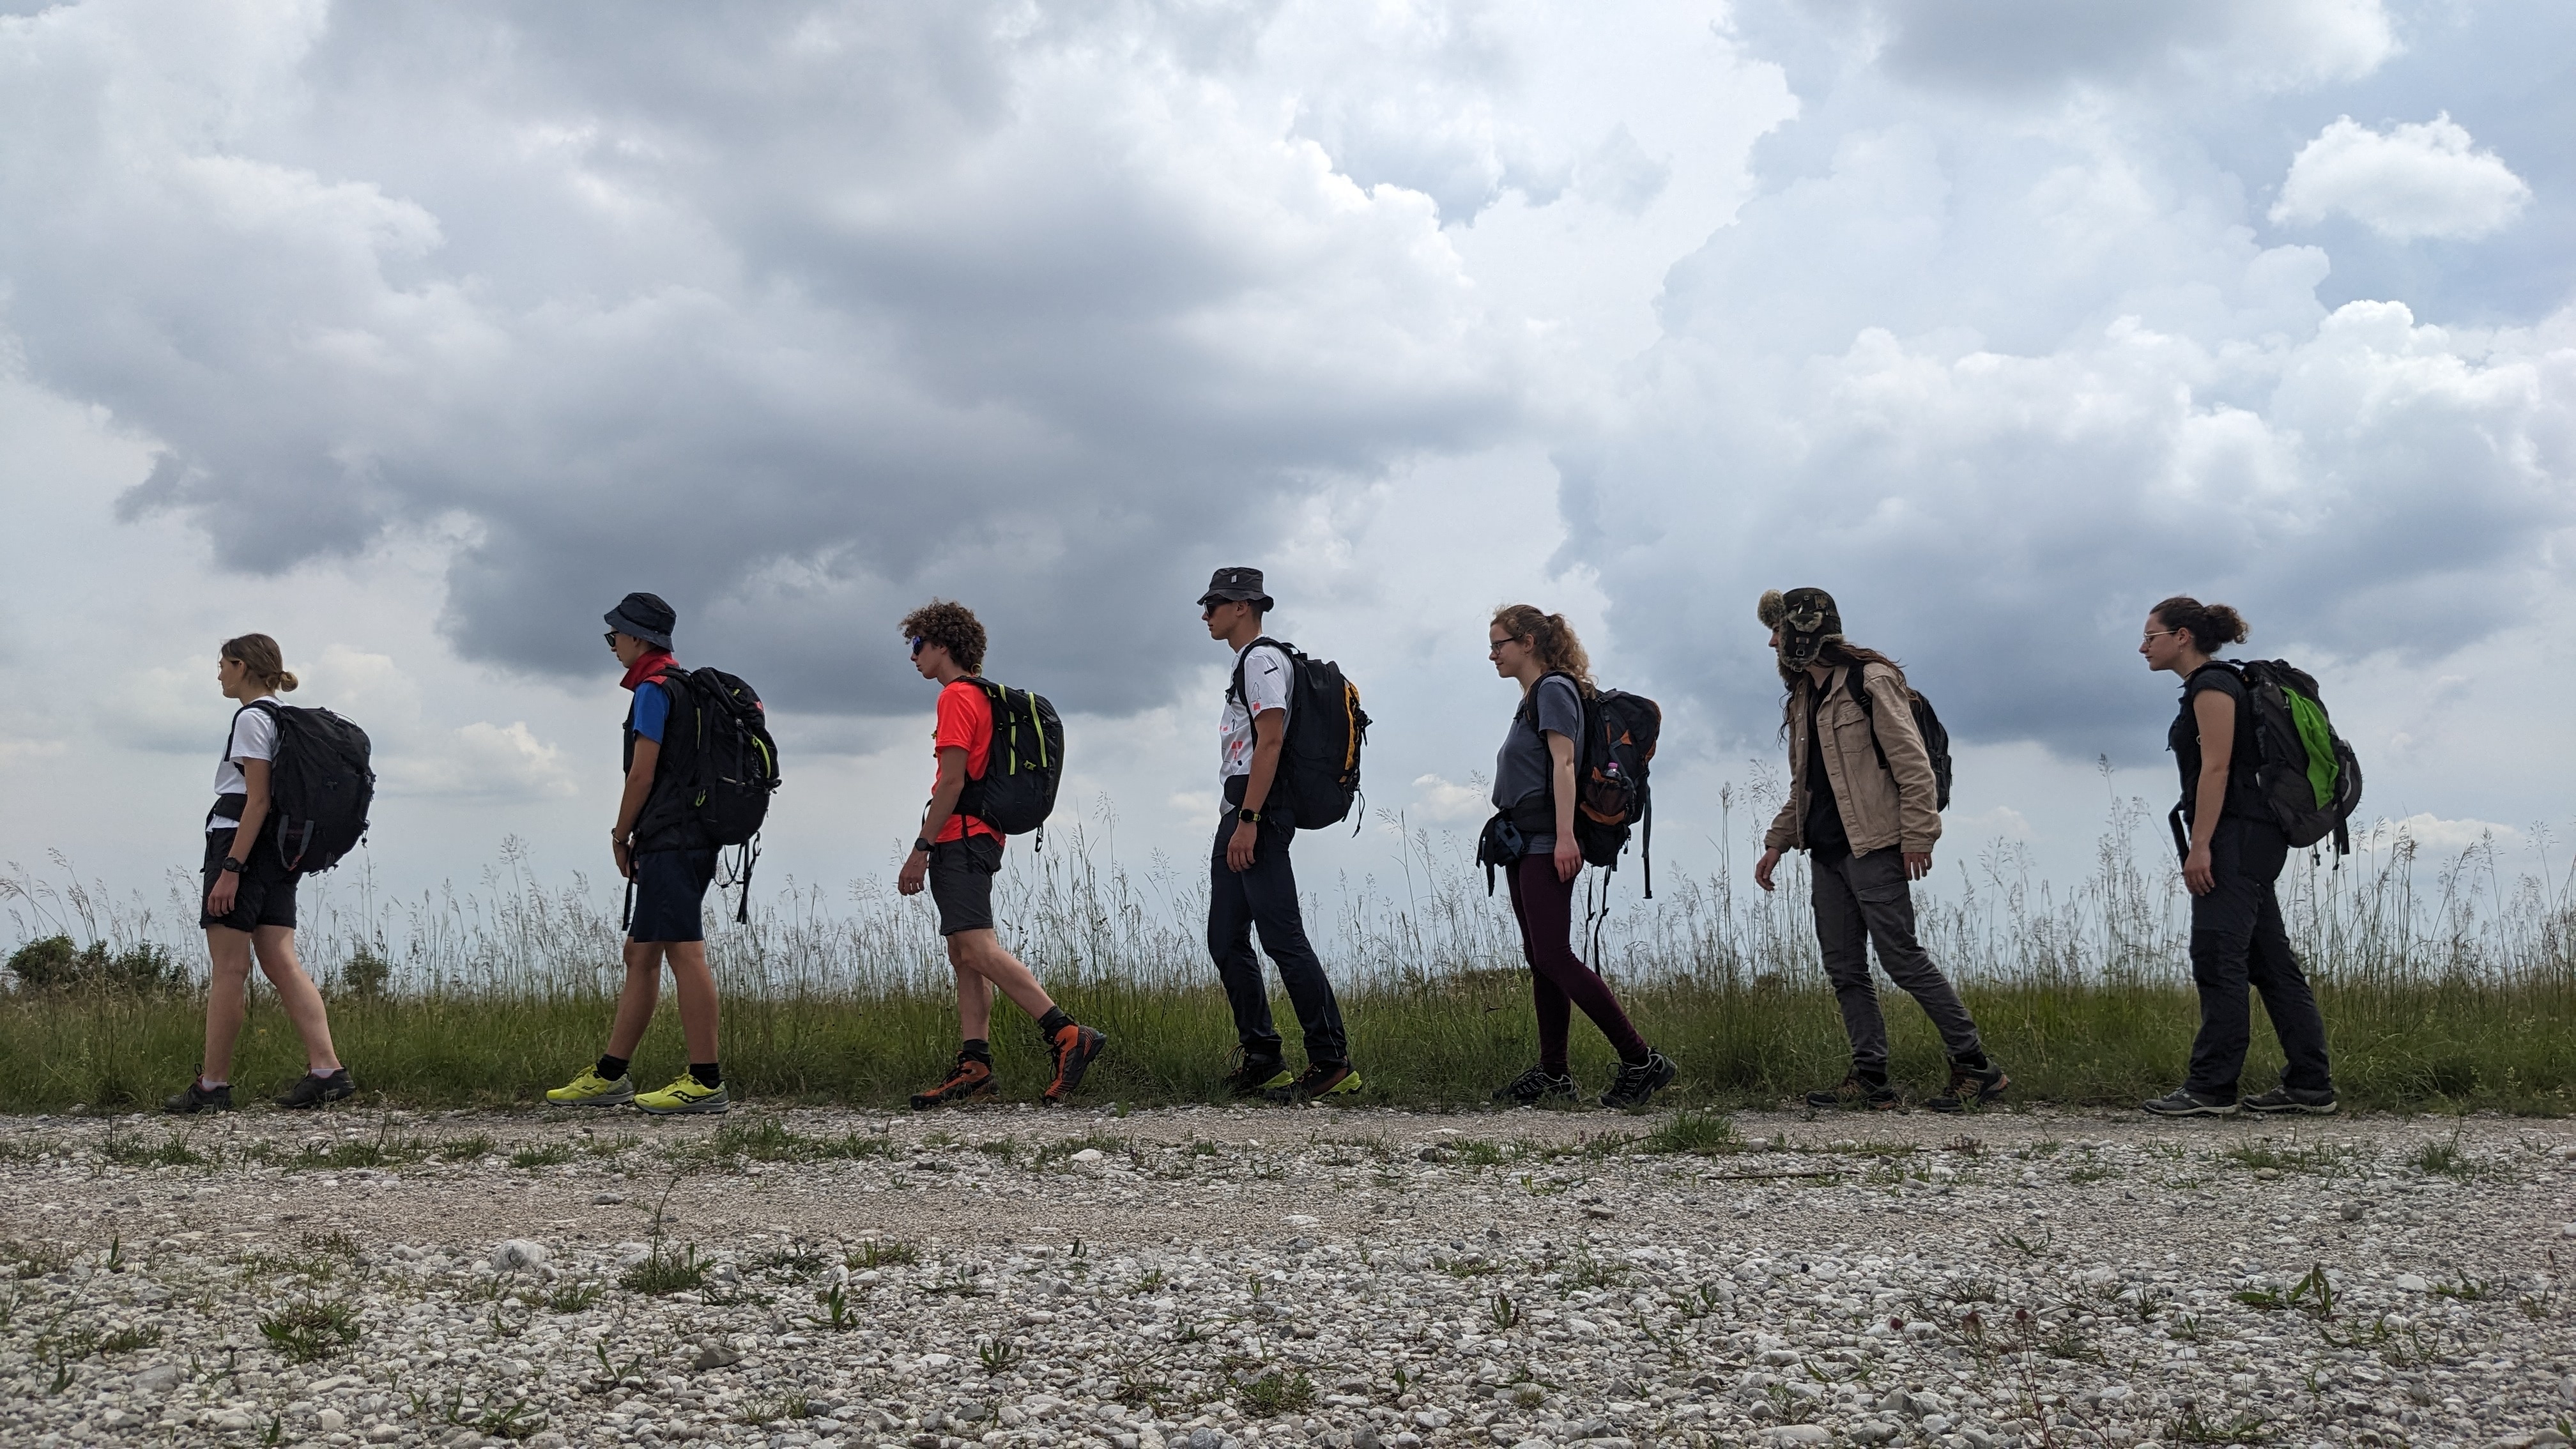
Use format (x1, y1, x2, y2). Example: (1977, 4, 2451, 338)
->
(1758, 586, 1842, 671)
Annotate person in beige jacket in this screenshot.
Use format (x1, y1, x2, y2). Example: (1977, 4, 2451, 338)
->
(1751, 588, 2007, 1112)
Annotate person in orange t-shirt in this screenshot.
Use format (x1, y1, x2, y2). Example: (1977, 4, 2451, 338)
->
(895, 599, 1105, 1107)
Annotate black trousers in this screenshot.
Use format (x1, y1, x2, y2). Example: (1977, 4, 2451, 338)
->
(1208, 781, 1349, 1066)
(2186, 815, 2333, 1100)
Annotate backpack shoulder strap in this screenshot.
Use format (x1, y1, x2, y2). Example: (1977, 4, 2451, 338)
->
(1521, 669, 1580, 723)
(1228, 636, 1289, 705)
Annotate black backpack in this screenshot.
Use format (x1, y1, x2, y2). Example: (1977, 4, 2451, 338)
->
(234, 701, 375, 875)
(646, 668, 781, 923)
(1535, 672, 1662, 893)
(954, 678, 1065, 840)
(2221, 659, 2364, 854)
(1229, 638, 1370, 831)
(1841, 665, 1954, 811)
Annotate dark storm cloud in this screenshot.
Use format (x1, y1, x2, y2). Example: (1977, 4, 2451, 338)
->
(0, 1, 1521, 717)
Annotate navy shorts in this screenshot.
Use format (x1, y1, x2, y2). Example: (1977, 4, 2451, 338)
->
(929, 834, 1003, 937)
(201, 830, 298, 932)
(629, 848, 717, 943)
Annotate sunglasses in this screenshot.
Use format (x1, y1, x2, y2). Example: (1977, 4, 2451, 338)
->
(909, 636, 927, 657)
(602, 631, 618, 647)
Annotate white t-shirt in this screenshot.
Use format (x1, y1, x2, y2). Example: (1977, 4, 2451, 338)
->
(208, 702, 280, 832)
(1219, 642, 1292, 786)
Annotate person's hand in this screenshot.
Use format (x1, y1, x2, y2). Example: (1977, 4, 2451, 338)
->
(611, 837, 634, 881)
(1227, 820, 1261, 872)
(1904, 850, 1933, 881)
(1552, 837, 1583, 883)
(898, 848, 928, 896)
(2184, 845, 2216, 896)
(1754, 847, 1782, 893)
(205, 872, 239, 917)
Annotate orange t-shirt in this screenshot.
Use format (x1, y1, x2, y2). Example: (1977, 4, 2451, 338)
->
(932, 679, 999, 843)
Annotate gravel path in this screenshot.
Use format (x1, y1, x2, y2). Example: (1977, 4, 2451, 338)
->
(1, 1103, 2571, 1449)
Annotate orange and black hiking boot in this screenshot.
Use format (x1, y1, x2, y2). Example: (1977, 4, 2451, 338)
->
(910, 1053, 997, 1110)
(1042, 1024, 1108, 1105)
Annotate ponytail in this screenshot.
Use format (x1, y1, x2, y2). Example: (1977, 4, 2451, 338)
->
(2149, 596, 2249, 654)
(1491, 604, 1595, 694)
(220, 633, 298, 693)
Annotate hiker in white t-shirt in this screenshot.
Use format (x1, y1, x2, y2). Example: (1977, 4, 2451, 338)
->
(1197, 567, 1358, 1103)
(164, 634, 353, 1114)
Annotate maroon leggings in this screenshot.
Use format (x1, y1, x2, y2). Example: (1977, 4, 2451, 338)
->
(1505, 852, 1649, 1071)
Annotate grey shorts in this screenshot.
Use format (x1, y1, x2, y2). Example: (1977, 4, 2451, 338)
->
(929, 834, 1003, 937)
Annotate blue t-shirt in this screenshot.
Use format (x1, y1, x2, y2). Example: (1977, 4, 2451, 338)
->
(629, 680, 671, 743)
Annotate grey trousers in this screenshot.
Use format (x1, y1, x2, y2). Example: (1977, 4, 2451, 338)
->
(1811, 847, 1983, 1073)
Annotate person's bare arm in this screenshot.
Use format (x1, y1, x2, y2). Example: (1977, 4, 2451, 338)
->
(2185, 689, 2234, 895)
(1227, 709, 1287, 871)
(206, 756, 273, 915)
(1547, 731, 1582, 882)
(900, 747, 970, 896)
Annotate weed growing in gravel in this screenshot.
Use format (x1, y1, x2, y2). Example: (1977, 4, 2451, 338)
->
(1642, 1110, 1745, 1155)
(1489, 1291, 1520, 1330)
(436, 1133, 496, 1162)
(3, 1239, 71, 1278)
(737, 1395, 814, 1426)
(258, 1300, 360, 1362)
(977, 1337, 1022, 1372)
(689, 1119, 898, 1167)
(1129, 1268, 1167, 1295)
(1556, 1252, 1629, 1296)
(540, 1280, 604, 1314)
(100, 1124, 206, 1168)
(620, 1244, 707, 1296)
(1236, 1370, 1315, 1417)
(976, 1137, 1019, 1163)
(2409, 1128, 2479, 1179)
(753, 1245, 830, 1278)
(2430, 1275, 2488, 1301)
(509, 1144, 576, 1169)
(847, 1239, 921, 1269)
(2221, 1139, 2363, 1176)
(95, 1324, 162, 1354)
(2165, 1403, 2273, 1444)
(810, 1284, 859, 1331)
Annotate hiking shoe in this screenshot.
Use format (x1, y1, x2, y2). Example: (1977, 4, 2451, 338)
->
(1599, 1050, 1677, 1109)
(1926, 1062, 2009, 1114)
(1266, 1062, 1363, 1104)
(2242, 1085, 2338, 1116)
(1223, 1058, 1294, 1098)
(911, 1055, 997, 1110)
(635, 1074, 730, 1116)
(544, 1067, 636, 1108)
(275, 1068, 356, 1110)
(2140, 1087, 2239, 1117)
(1043, 1025, 1108, 1105)
(162, 1079, 233, 1115)
(1493, 1065, 1579, 1106)
(1805, 1075, 1899, 1110)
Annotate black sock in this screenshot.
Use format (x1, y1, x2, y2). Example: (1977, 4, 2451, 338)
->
(689, 1062, 721, 1089)
(596, 1054, 630, 1082)
(1953, 1050, 1989, 1072)
(960, 1038, 993, 1064)
(1036, 1006, 1074, 1038)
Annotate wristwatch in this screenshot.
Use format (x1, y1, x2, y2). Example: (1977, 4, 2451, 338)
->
(220, 857, 245, 874)
(914, 837, 936, 855)
(1236, 806, 1263, 824)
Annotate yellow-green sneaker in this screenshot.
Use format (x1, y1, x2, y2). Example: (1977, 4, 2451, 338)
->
(634, 1073, 730, 1116)
(1266, 1062, 1363, 1103)
(544, 1068, 634, 1107)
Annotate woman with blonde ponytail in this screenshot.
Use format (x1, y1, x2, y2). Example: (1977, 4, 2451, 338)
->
(1483, 606, 1674, 1110)
(164, 634, 353, 1114)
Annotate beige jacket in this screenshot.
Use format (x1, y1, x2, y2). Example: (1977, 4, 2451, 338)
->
(1763, 662, 1943, 857)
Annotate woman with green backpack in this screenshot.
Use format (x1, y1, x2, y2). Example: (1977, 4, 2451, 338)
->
(2138, 595, 2337, 1117)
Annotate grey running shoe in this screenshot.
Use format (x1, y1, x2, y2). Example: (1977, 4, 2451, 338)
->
(1494, 1065, 1579, 1106)
(2140, 1087, 2239, 1117)
(2242, 1085, 2338, 1116)
(275, 1068, 355, 1110)
(1926, 1063, 2009, 1114)
(1599, 1050, 1677, 1109)
(1805, 1075, 1899, 1111)
(163, 1079, 233, 1115)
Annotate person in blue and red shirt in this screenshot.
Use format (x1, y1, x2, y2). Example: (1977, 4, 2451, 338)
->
(896, 599, 1105, 1107)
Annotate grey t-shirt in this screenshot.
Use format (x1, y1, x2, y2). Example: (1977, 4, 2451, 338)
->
(1492, 673, 1584, 851)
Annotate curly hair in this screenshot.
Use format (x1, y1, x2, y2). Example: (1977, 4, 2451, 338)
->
(220, 633, 300, 693)
(898, 599, 986, 675)
(2149, 595, 2249, 654)
(1490, 604, 1595, 694)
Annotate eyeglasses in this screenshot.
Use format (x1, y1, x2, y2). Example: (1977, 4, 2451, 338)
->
(2141, 629, 2184, 644)
(602, 631, 618, 647)
(1487, 638, 1513, 656)
(908, 636, 927, 657)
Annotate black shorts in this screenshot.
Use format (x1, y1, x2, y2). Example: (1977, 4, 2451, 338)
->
(929, 834, 1003, 937)
(201, 830, 298, 932)
(629, 848, 717, 943)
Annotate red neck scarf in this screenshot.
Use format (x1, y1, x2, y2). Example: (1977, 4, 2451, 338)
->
(620, 649, 677, 691)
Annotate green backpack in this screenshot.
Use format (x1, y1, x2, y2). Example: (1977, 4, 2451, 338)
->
(2225, 659, 2365, 854)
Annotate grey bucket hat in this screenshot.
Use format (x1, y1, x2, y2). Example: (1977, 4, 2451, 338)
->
(604, 591, 676, 651)
(1197, 566, 1275, 612)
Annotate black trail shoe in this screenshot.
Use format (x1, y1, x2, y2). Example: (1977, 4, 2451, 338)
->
(1493, 1065, 1579, 1106)
(1224, 1058, 1293, 1098)
(1266, 1062, 1363, 1104)
(1599, 1050, 1677, 1109)
(2242, 1085, 2338, 1116)
(2140, 1087, 2239, 1117)
(1926, 1062, 2009, 1114)
(163, 1080, 233, 1115)
(275, 1068, 356, 1110)
(1806, 1075, 1899, 1110)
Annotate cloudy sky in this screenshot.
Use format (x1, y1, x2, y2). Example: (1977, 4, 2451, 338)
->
(2, 0, 2570, 929)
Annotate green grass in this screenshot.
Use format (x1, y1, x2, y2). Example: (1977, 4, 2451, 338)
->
(0, 972, 2568, 1112)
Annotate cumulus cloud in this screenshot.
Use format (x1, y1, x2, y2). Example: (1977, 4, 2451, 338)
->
(1408, 772, 1491, 825)
(2271, 114, 2533, 241)
(1848, 0, 2396, 96)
